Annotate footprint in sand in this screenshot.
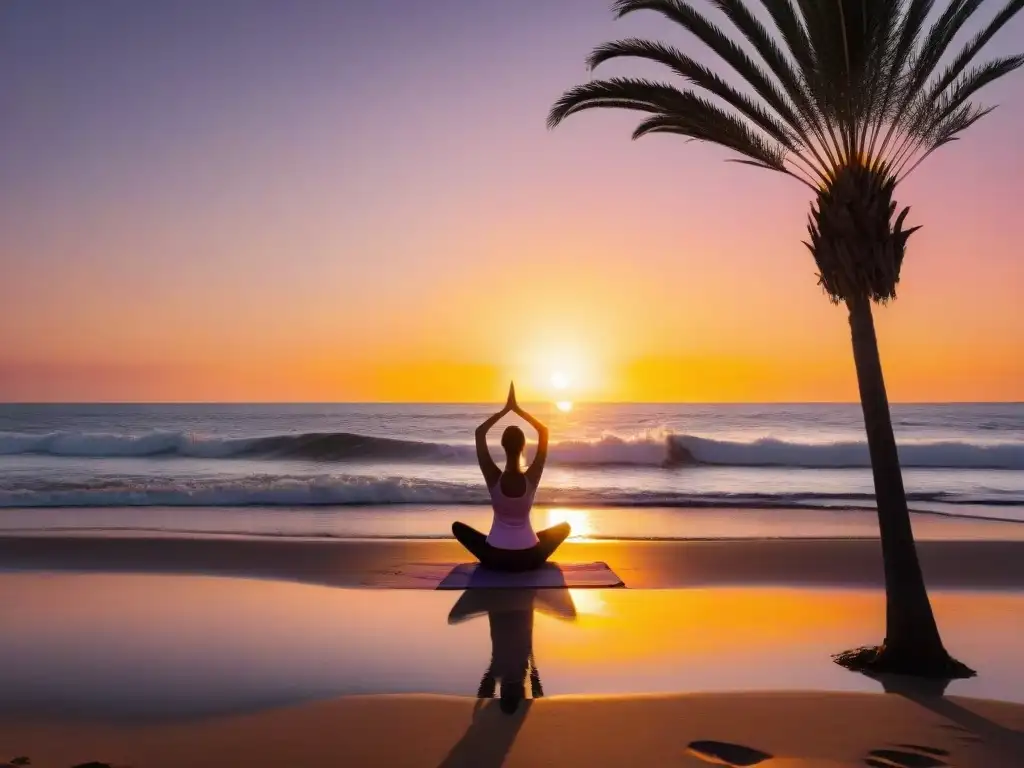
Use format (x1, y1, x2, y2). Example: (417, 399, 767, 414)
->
(686, 740, 773, 766)
(938, 723, 982, 744)
(863, 743, 951, 768)
(685, 740, 953, 768)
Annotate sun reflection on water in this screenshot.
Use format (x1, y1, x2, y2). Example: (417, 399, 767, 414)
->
(567, 588, 608, 616)
(545, 507, 592, 539)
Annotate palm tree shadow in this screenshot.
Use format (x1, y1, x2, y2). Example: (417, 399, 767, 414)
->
(867, 672, 1024, 763)
(439, 584, 577, 767)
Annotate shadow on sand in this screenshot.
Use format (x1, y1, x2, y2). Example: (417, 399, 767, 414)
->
(684, 738, 954, 767)
(862, 745, 951, 768)
(863, 671, 1024, 765)
(685, 740, 773, 765)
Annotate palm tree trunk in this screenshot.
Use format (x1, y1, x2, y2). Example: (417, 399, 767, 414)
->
(844, 296, 963, 675)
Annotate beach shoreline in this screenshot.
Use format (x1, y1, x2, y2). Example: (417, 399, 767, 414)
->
(4, 533, 1024, 589)
(2, 502, 1022, 544)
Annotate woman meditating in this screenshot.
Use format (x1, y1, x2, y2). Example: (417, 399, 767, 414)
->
(452, 382, 570, 571)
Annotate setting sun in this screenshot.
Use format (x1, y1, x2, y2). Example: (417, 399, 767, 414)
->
(551, 371, 571, 390)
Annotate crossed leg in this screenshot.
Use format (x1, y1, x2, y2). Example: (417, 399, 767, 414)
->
(452, 521, 571, 572)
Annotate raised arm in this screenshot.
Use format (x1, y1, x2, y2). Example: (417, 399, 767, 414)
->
(476, 396, 511, 487)
(513, 398, 549, 487)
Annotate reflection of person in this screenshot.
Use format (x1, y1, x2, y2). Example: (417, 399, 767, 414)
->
(452, 382, 570, 572)
(449, 589, 576, 714)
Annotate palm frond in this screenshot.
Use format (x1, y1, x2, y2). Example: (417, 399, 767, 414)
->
(547, 77, 802, 181)
(896, 102, 995, 178)
(551, 0, 1022, 192)
(706, 0, 844, 171)
(877, 0, 983, 161)
(853, 0, 905, 147)
(905, 0, 986, 98)
(893, 0, 937, 74)
(866, 0, 936, 167)
(793, 0, 903, 160)
(547, 77, 692, 127)
(611, 0, 807, 135)
(704, 0, 809, 115)
(754, 0, 848, 166)
(928, 55, 1024, 127)
(630, 111, 785, 168)
(927, 0, 1024, 98)
(586, 38, 799, 149)
(888, 51, 1020, 174)
(756, 0, 815, 77)
(929, 101, 996, 144)
(791, 0, 848, 99)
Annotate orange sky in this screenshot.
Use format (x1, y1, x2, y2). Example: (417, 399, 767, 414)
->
(2, 3, 1022, 403)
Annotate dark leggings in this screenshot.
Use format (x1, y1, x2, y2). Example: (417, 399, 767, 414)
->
(452, 521, 571, 572)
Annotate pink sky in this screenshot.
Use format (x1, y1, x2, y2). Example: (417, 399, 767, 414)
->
(1, 1, 1022, 402)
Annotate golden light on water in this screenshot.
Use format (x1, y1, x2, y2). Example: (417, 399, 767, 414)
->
(545, 507, 592, 539)
(551, 370, 574, 413)
(567, 588, 608, 616)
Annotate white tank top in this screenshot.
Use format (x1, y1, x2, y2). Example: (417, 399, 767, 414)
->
(486, 477, 539, 550)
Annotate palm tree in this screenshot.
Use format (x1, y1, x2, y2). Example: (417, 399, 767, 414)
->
(549, 0, 1024, 678)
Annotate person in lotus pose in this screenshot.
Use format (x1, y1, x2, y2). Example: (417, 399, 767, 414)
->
(452, 383, 570, 571)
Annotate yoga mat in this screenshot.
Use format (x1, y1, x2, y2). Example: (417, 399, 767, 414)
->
(362, 561, 624, 589)
(437, 561, 623, 590)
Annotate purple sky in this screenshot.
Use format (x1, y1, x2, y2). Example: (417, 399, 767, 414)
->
(1, 0, 1022, 402)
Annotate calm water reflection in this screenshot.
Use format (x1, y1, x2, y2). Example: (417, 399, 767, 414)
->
(0, 573, 1022, 722)
(448, 588, 577, 713)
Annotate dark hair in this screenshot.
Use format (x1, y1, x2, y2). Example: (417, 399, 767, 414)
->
(501, 425, 525, 456)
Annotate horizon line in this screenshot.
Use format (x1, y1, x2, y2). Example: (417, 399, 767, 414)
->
(2, 400, 1021, 407)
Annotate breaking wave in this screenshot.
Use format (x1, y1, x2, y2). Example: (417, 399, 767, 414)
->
(1, 429, 1022, 469)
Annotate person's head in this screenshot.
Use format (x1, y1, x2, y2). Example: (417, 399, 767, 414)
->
(501, 425, 525, 462)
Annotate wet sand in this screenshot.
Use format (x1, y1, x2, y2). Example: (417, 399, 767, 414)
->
(3, 533, 1024, 767)
(3, 534, 1024, 589)
(2, 691, 1023, 767)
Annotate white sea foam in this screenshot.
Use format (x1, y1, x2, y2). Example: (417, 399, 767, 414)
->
(1, 429, 1021, 469)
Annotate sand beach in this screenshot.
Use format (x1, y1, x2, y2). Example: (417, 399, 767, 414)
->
(2, 525, 1024, 767)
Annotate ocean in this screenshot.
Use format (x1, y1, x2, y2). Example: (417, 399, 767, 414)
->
(1, 403, 1022, 539)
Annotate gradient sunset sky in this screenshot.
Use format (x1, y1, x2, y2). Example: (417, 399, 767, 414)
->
(2, 0, 1022, 403)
